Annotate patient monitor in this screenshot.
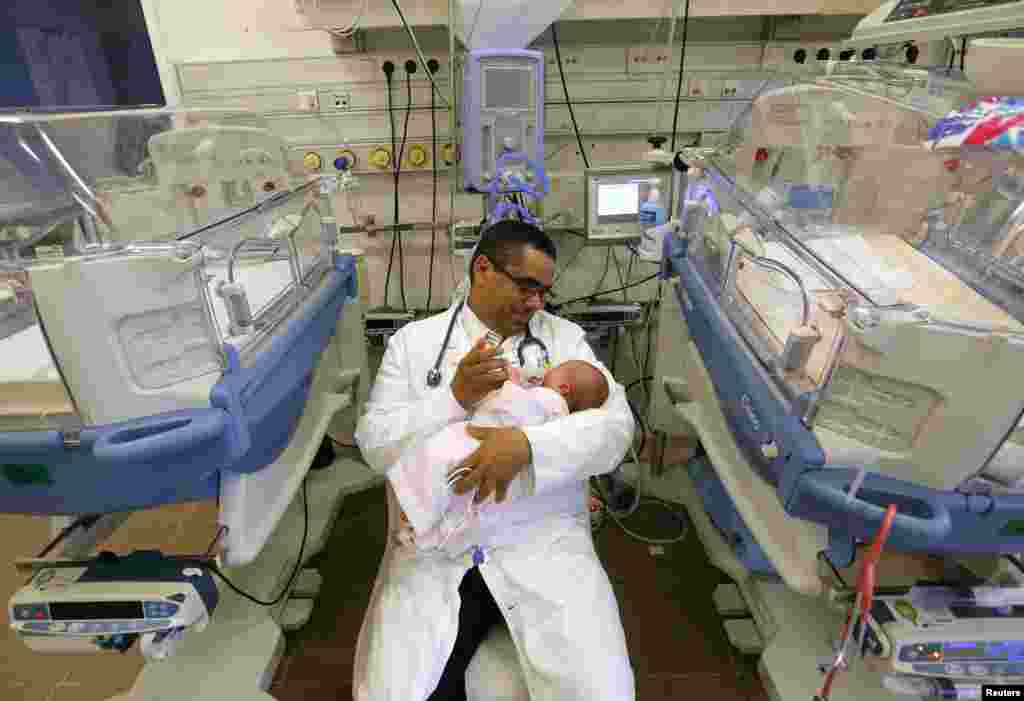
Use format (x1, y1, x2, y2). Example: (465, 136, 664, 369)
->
(584, 164, 673, 245)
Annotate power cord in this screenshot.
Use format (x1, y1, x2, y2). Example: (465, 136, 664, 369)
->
(1005, 554, 1024, 577)
(382, 61, 398, 309)
(592, 443, 690, 546)
(625, 376, 654, 391)
(669, 0, 692, 152)
(552, 235, 588, 290)
(393, 63, 417, 312)
(205, 477, 309, 607)
(590, 248, 613, 299)
(382, 61, 413, 311)
(612, 249, 651, 409)
(625, 375, 654, 459)
(36, 514, 103, 558)
(549, 272, 660, 311)
(626, 393, 648, 462)
(387, 0, 448, 107)
(551, 23, 590, 170)
(426, 58, 441, 313)
(627, 241, 660, 263)
(819, 550, 849, 590)
(642, 284, 661, 397)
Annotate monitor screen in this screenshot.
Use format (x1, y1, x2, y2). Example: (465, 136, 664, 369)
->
(1, 0, 165, 111)
(594, 175, 668, 227)
(483, 66, 533, 110)
(598, 183, 640, 217)
(49, 600, 144, 621)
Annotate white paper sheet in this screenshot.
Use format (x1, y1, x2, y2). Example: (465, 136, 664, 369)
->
(761, 235, 914, 304)
(806, 235, 915, 291)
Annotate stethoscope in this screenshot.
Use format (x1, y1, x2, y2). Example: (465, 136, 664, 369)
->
(426, 300, 550, 388)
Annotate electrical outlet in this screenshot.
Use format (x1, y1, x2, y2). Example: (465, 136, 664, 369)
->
(294, 89, 320, 112)
(326, 92, 351, 111)
(688, 78, 712, 98)
(627, 47, 673, 73)
(545, 51, 583, 72)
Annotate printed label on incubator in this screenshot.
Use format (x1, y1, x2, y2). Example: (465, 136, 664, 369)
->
(119, 305, 221, 389)
(33, 245, 65, 260)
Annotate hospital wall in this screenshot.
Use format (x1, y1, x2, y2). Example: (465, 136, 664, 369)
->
(145, 1, 862, 313)
(145, 2, 861, 406)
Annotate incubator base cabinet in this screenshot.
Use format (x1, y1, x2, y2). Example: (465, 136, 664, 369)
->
(650, 62, 1024, 701)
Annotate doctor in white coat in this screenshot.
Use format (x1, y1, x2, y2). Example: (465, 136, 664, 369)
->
(353, 220, 636, 701)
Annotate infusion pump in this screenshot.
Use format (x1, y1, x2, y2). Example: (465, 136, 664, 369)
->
(9, 550, 217, 656)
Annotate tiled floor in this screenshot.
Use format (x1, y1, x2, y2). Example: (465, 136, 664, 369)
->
(270, 485, 770, 700)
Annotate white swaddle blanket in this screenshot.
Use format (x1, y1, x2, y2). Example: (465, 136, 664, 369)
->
(388, 381, 568, 553)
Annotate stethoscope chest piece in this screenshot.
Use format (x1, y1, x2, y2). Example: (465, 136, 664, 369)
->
(426, 367, 442, 388)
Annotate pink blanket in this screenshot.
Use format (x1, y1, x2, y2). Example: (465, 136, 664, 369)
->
(388, 382, 568, 553)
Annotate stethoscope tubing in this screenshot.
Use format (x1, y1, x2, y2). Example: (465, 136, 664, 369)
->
(426, 300, 549, 388)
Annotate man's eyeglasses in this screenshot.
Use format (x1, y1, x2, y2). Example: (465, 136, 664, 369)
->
(487, 258, 553, 300)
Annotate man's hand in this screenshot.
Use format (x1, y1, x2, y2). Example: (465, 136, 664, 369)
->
(449, 426, 532, 504)
(451, 337, 509, 410)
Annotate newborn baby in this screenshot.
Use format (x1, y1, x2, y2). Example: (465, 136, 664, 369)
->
(388, 359, 609, 554)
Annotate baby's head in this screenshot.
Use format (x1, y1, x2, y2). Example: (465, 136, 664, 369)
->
(541, 360, 609, 412)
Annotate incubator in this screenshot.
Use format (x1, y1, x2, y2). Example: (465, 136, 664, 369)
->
(0, 110, 358, 517)
(664, 63, 1024, 556)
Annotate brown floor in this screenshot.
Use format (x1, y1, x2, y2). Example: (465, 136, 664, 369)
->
(269, 485, 771, 700)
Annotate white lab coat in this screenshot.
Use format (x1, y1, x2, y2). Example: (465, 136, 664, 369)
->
(353, 303, 636, 701)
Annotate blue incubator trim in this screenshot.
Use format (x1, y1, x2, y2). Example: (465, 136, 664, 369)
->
(0, 255, 357, 515)
(664, 235, 1024, 556)
(687, 455, 778, 577)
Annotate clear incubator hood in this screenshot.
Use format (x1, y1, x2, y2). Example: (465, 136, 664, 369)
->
(679, 63, 1024, 494)
(0, 109, 333, 433)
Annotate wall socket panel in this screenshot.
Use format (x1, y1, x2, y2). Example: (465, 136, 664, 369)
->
(323, 91, 351, 110)
(626, 46, 673, 73)
(544, 51, 585, 72)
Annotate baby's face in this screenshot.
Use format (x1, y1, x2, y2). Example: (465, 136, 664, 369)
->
(541, 364, 574, 397)
(540, 361, 609, 412)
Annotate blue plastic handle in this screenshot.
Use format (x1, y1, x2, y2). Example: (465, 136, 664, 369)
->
(92, 410, 228, 464)
(803, 473, 953, 544)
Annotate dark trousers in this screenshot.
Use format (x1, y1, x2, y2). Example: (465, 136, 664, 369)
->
(427, 566, 504, 701)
